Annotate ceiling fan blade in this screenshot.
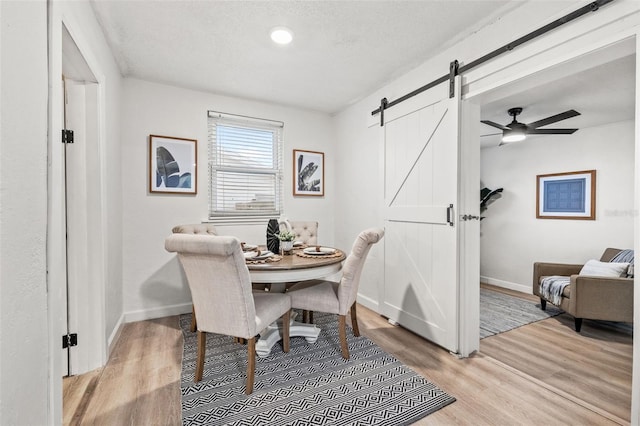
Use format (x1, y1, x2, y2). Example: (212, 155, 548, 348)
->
(527, 109, 580, 129)
(527, 128, 578, 135)
(480, 120, 509, 130)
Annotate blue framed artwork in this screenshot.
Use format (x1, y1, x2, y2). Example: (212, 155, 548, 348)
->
(149, 134, 197, 194)
(536, 170, 595, 220)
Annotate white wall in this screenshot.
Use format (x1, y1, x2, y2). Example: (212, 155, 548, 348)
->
(0, 1, 49, 424)
(120, 78, 335, 320)
(333, 108, 384, 310)
(480, 120, 635, 292)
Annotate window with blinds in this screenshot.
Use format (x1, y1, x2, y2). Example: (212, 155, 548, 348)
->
(208, 111, 284, 219)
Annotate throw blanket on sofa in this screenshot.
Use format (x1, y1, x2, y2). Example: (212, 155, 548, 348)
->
(540, 275, 571, 306)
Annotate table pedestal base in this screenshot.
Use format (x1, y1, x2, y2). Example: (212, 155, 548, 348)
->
(255, 313, 321, 358)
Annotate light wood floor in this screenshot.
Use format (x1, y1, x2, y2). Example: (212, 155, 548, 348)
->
(480, 283, 632, 423)
(64, 288, 632, 425)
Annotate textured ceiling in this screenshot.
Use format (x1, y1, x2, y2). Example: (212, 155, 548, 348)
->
(90, 0, 517, 114)
(89, 0, 634, 137)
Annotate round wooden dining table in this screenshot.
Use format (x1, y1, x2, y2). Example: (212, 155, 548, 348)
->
(247, 248, 346, 282)
(246, 247, 346, 358)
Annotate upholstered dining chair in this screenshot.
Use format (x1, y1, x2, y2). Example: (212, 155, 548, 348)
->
(286, 227, 384, 359)
(279, 220, 319, 291)
(165, 234, 291, 394)
(289, 221, 319, 245)
(171, 223, 218, 235)
(172, 224, 218, 332)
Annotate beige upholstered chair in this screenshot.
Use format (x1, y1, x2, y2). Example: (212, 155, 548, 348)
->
(172, 224, 218, 332)
(290, 221, 318, 245)
(280, 220, 318, 245)
(287, 228, 384, 359)
(171, 223, 218, 235)
(165, 234, 291, 394)
(279, 220, 319, 291)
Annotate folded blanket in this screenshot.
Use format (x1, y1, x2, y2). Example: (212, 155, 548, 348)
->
(540, 275, 571, 306)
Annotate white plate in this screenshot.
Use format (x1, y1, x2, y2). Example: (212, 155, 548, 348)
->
(303, 247, 336, 255)
(242, 243, 258, 251)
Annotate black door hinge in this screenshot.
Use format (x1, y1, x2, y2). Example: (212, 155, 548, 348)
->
(62, 129, 74, 144)
(62, 333, 78, 349)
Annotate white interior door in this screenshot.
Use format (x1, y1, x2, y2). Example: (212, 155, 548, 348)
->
(61, 79, 70, 376)
(381, 78, 461, 353)
(64, 78, 88, 375)
(63, 77, 105, 375)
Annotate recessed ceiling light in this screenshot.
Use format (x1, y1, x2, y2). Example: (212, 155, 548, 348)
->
(270, 27, 293, 45)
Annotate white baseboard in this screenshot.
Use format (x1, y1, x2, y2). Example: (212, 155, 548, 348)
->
(481, 276, 531, 294)
(357, 293, 379, 312)
(107, 313, 125, 358)
(123, 302, 193, 324)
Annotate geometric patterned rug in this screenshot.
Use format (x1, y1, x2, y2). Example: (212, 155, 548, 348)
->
(180, 312, 456, 425)
(480, 288, 563, 339)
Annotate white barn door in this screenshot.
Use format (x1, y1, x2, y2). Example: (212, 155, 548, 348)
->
(382, 78, 461, 353)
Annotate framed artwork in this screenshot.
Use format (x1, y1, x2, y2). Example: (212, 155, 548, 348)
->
(536, 170, 596, 220)
(149, 134, 197, 194)
(293, 149, 324, 196)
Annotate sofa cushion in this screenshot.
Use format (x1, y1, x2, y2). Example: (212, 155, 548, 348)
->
(610, 249, 634, 278)
(579, 259, 630, 277)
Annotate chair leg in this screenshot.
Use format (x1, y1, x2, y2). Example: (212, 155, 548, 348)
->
(540, 298, 547, 311)
(303, 310, 314, 324)
(282, 310, 291, 353)
(190, 305, 197, 332)
(574, 318, 583, 332)
(195, 331, 206, 382)
(338, 315, 350, 359)
(350, 303, 360, 337)
(246, 337, 256, 395)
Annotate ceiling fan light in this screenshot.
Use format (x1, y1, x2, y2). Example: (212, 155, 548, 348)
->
(502, 129, 526, 143)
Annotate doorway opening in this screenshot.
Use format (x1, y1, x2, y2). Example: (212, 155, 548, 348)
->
(61, 23, 106, 378)
(475, 38, 636, 422)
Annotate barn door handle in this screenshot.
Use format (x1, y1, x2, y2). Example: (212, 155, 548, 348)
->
(446, 204, 454, 226)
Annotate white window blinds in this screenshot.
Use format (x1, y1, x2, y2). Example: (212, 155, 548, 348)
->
(208, 111, 284, 219)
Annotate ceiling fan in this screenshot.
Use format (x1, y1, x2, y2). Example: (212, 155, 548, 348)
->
(481, 107, 580, 145)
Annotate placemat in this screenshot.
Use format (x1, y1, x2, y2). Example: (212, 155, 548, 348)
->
(245, 254, 283, 264)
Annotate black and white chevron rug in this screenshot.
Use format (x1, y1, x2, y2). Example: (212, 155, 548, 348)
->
(180, 312, 455, 425)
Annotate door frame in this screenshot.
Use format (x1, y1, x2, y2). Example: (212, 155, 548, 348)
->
(48, 6, 109, 421)
(59, 15, 108, 372)
(457, 98, 481, 357)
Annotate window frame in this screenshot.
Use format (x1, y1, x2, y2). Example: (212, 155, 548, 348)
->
(207, 111, 284, 224)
